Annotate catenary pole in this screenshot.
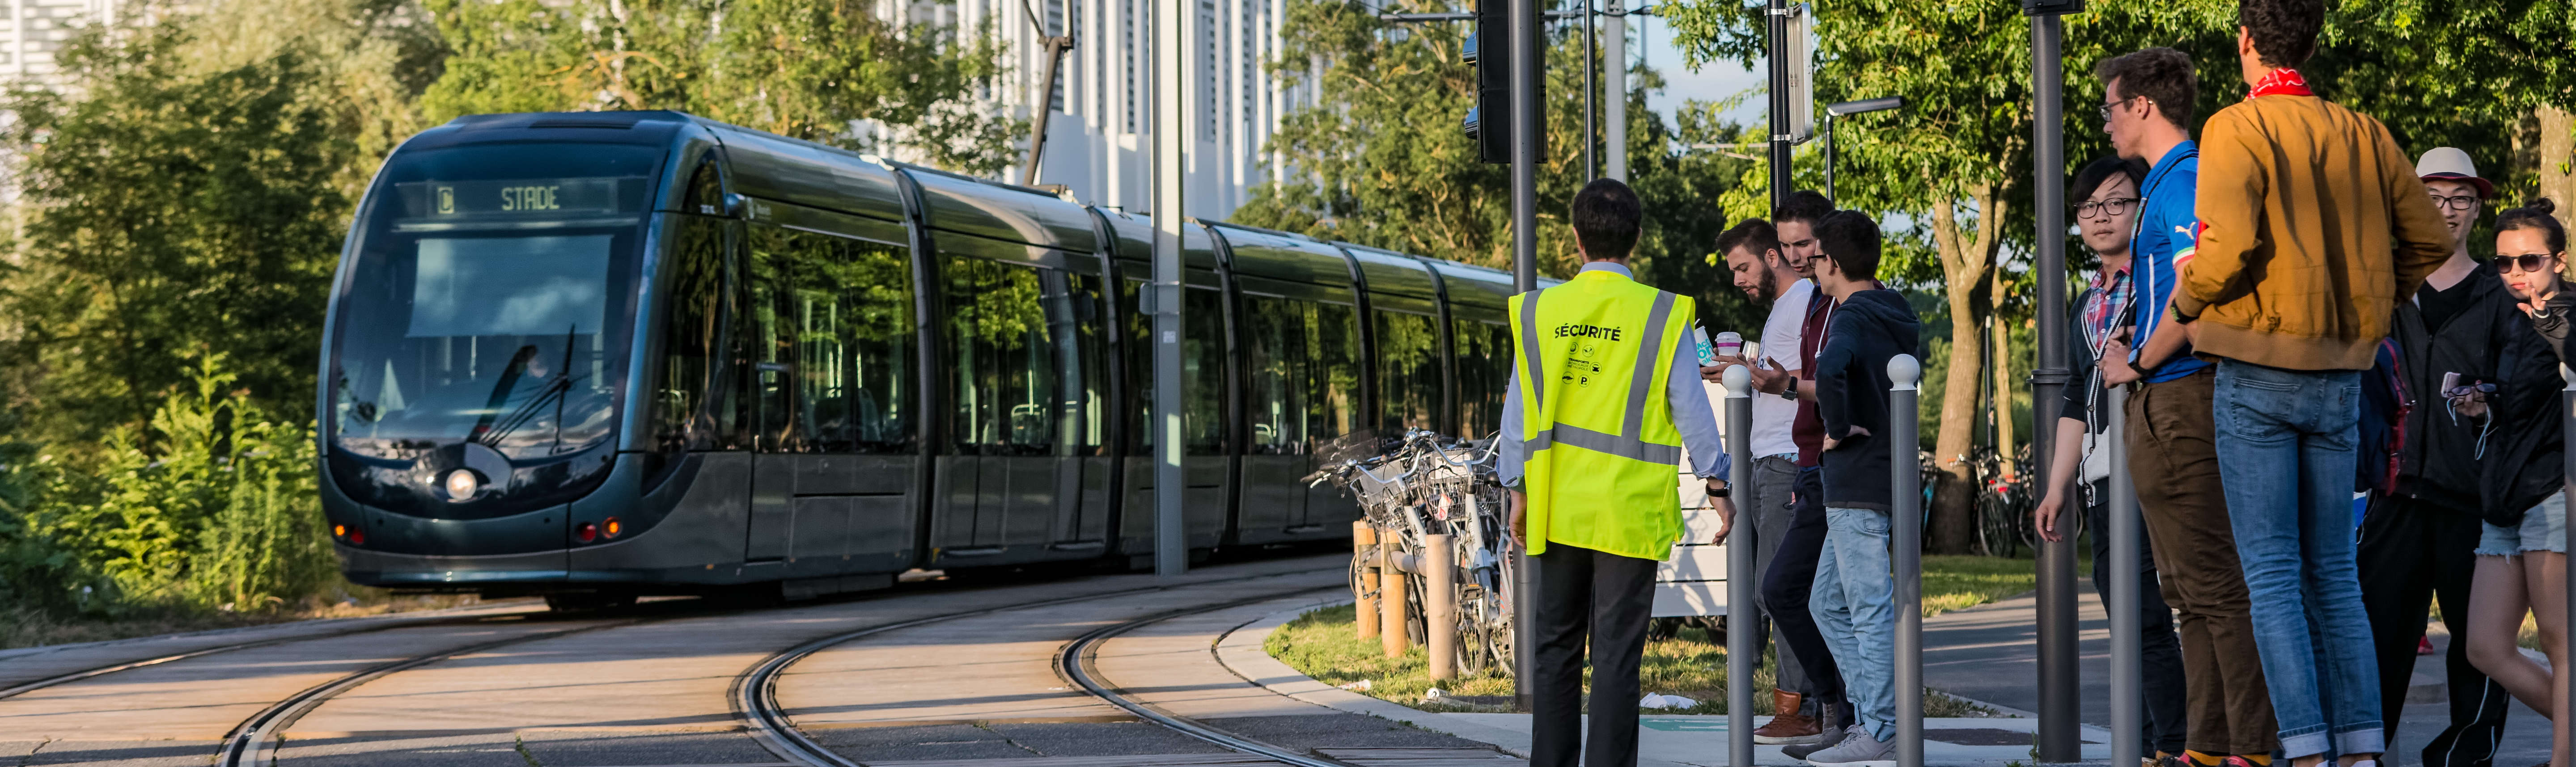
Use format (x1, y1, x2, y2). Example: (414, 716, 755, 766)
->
(1603, 0, 1625, 181)
(1890, 354, 1924, 767)
(2028, 9, 2080, 762)
(1151, 0, 1189, 578)
(1724, 366, 1755, 767)
(1580, 0, 1595, 180)
(2109, 388, 2140, 767)
(1509, 0, 1541, 709)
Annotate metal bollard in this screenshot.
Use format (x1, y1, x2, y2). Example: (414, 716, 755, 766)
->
(2108, 386, 2141, 767)
(1355, 522, 1381, 639)
(2561, 364, 2574, 754)
(1382, 530, 1410, 658)
(1426, 533, 1457, 680)
(1889, 354, 1924, 767)
(1721, 365, 1756, 767)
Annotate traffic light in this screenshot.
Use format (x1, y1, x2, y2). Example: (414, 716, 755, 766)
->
(1464, 0, 1537, 164)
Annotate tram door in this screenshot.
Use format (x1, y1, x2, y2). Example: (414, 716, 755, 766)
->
(1235, 281, 1365, 544)
(942, 255, 1111, 559)
(742, 223, 921, 570)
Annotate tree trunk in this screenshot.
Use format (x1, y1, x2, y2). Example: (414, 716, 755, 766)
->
(2541, 106, 2574, 236)
(1927, 185, 2005, 556)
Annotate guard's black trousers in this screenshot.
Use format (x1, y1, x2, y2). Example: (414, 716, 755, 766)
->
(1532, 542, 1657, 767)
(2358, 494, 2508, 767)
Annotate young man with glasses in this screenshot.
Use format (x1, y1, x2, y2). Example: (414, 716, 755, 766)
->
(2034, 155, 2192, 766)
(2169, 0, 2452, 762)
(2093, 45, 2281, 767)
(2356, 148, 2529, 767)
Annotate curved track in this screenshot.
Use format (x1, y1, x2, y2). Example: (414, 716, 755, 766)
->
(0, 555, 1466, 766)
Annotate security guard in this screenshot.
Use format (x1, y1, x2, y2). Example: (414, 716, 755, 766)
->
(1500, 178, 1734, 767)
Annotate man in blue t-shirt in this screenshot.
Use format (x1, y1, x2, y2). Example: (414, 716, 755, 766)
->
(2094, 46, 2280, 765)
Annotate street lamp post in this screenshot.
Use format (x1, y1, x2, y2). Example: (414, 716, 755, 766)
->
(1821, 97, 1902, 202)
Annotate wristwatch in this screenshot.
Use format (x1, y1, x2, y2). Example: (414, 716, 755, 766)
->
(1779, 385, 1799, 402)
(1705, 480, 1730, 498)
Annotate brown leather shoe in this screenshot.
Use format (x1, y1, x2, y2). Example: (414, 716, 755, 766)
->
(1752, 689, 1825, 744)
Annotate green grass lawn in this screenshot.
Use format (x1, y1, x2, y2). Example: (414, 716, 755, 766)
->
(1267, 555, 2037, 715)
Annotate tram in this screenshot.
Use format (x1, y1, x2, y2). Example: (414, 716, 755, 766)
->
(317, 110, 1543, 606)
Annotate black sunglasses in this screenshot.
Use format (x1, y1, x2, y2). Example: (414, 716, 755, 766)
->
(2495, 253, 2560, 274)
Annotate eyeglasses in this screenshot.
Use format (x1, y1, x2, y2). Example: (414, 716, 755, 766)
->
(2097, 95, 2143, 124)
(2495, 253, 2559, 274)
(2427, 193, 2482, 211)
(2076, 198, 2143, 219)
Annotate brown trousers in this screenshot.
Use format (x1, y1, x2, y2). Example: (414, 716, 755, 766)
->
(2127, 369, 2279, 755)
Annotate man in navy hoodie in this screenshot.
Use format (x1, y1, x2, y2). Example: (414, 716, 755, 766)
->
(1797, 210, 1922, 766)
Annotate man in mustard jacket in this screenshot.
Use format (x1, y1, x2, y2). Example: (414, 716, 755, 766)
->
(2165, 0, 2451, 763)
(1500, 178, 1733, 767)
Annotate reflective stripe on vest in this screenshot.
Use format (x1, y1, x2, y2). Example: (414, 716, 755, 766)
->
(1517, 292, 1682, 465)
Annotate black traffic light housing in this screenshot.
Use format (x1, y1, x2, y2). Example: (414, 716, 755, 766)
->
(2021, 0, 2085, 13)
(1464, 0, 1538, 164)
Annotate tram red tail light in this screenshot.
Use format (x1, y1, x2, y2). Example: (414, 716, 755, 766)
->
(349, 528, 366, 545)
(603, 517, 622, 538)
(575, 522, 598, 542)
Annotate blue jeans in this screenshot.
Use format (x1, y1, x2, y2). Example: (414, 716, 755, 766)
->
(2212, 360, 2382, 758)
(1810, 506, 1896, 741)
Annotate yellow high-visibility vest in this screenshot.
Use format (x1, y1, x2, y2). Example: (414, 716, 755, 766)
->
(1508, 268, 1695, 560)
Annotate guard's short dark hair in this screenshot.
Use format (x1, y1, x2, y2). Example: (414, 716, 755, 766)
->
(2239, 0, 2322, 68)
(1571, 178, 1644, 260)
(2096, 47, 2197, 131)
(2070, 156, 2146, 204)
(1815, 211, 1881, 280)
(1776, 190, 1835, 227)
(1714, 218, 1782, 262)
(2499, 198, 2568, 255)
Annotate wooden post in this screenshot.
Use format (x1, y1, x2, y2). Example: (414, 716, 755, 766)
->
(1353, 522, 1380, 639)
(1380, 530, 1408, 658)
(1424, 533, 1456, 680)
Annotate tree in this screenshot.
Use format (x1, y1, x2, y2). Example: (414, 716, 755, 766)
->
(422, 0, 1025, 175)
(0, 16, 365, 451)
(1231, 0, 1765, 338)
(1667, 0, 2037, 554)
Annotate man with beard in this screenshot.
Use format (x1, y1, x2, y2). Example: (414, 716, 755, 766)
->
(1704, 218, 1836, 746)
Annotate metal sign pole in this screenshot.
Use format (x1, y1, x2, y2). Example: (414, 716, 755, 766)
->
(2562, 364, 2575, 754)
(1508, 0, 1542, 709)
(1890, 354, 1924, 767)
(1723, 366, 1755, 767)
(2027, 8, 2080, 761)
(1150, 0, 1189, 578)
(1764, 0, 1789, 211)
(1603, 0, 1626, 181)
(2108, 387, 2140, 767)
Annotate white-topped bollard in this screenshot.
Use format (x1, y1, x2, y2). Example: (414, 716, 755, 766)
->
(1720, 364, 1754, 767)
(2110, 377, 2140, 767)
(1888, 354, 1923, 767)
(2561, 364, 2574, 754)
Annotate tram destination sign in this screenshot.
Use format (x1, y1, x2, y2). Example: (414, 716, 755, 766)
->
(395, 177, 640, 219)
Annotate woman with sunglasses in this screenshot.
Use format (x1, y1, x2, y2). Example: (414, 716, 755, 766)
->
(2462, 197, 2574, 767)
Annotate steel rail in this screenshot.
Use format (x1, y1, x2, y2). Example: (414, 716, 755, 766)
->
(735, 568, 1347, 767)
(216, 618, 645, 767)
(1058, 586, 1371, 767)
(0, 604, 544, 701)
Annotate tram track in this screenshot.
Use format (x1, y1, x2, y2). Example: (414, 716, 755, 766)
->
(734, 572, 1355, 767)
(0, 602, 548, 702)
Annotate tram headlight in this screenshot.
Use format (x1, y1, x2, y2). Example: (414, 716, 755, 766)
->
(442, 468, 482, 502)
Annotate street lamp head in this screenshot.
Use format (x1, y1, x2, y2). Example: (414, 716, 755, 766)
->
(1826, 97, 1905, 117)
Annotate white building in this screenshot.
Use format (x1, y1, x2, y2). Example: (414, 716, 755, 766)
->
(0, 0, 124, 83)
(932, 0, 1307, 219)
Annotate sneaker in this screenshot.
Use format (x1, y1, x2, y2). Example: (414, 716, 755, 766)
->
(1754, 690, 1826, 744)
(1780, 722, 1844, 760)
(1803, 726, 1896, 766)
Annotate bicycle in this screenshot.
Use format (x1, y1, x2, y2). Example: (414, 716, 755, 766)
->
(1968, 445, 2037, 558)
(1310, 428, 1519, 678)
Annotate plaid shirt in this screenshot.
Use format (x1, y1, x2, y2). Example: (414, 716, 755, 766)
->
(2083, 263, 2133, 353)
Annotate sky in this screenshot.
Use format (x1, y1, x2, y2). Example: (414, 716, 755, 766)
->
(1630, 14, 1767, 127)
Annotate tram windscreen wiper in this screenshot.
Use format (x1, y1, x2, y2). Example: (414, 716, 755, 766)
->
(469, 331, 583, 453)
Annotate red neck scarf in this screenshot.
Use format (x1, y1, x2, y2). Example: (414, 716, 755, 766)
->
(2247, 68, 2312, 99)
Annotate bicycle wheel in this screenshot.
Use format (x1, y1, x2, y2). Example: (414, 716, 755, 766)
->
(1976, 489, 2018, 557)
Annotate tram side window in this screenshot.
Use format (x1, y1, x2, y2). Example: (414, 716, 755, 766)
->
(949, 256, 1064, 455)
(746, 224, 915, 454)
(1122, 278, 1232, 455)
(650, 215, 742, 451)
(1065, 274, 1112, 454)
(1452, 319, 1513, 439)
(1311, 299, 1362, 441)
(1241, 295, 1312, 454)
(1373, 309, 1441, 433)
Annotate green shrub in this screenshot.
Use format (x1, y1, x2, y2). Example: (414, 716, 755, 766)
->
(0, 354, 335, 616)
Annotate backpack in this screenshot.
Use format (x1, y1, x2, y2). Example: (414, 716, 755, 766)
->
(2354, 337, 2410, 495)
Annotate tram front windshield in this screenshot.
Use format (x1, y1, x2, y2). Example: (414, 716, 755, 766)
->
(326, 143, 657, 516)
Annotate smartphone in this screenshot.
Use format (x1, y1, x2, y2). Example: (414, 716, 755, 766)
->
(2441, 371, 2461, 399)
